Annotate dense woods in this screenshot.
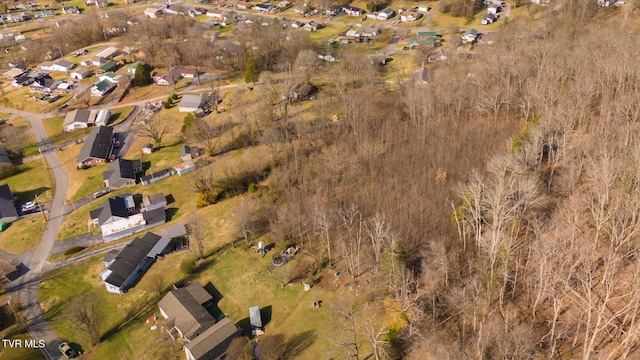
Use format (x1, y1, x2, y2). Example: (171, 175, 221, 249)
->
(216, 3, 640, 358)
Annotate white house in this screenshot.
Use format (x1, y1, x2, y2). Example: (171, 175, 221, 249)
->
(71, 67, 93, 80)
(377, 8, 394, 20)
(63, 109, 94, 132)
(95, 109, 111, 127)
(144, 7, 164, 18)
(91, 80, 116, 97)
(40, 59, 75, 72)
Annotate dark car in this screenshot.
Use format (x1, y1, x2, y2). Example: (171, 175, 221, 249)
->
(59, 342, 78, 359)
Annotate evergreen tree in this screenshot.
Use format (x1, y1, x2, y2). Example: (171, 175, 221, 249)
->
(134, 64, 152, 87)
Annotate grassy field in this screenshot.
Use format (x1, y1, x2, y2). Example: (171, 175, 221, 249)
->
(43, 116, 93, 145)
(4, 117, 39, 158)
(57, 142, 106, 203)
(0, 158, 54, 203)
(0, 216, 45, 254)
(0, 297, 46, 360)
(107, 106, 134, 126)
(39, 187, 373, 359)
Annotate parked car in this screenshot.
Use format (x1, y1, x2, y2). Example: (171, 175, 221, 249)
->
(21, 202, 36, 212)
(93, 188, 111, 199)
(59, 342, 78, 359)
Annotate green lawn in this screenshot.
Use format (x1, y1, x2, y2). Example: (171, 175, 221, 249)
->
(43, 116, 93, 145)
(0, 158, 54, 203)
(107, 106, 134, 126)
(57, 142, 106, 204)
(0, 216, 45, 254)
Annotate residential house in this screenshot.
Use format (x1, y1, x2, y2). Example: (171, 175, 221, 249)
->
(179, 145, 201, 161)
(33, 10, 55, 19)
(482, 13, 497, 25)
(77, 126, 114, 168)
(1, 68, 25, 80)
(158, 283, 216, 341)
(184, 317, 239, 360)
(70, 67, 93, 80)
(188, 9, 203, 17)
(303, 21, 321, 31)
(487, 6, 500, 14)
(95, 0, 108, 8)
(127, 61, 145, 74)
(144, 8, 164, 19)
(255, 2, 277, 12)
(206, 11, 226, 21)
(427, 48, 447, 63)
(141, 168, 175, 186)
(417, 4, 430, 12)
(103, 158, 142, 189)
(100, 232, 171, 293)
(90, 193, 166, 242)
(291, 20, 304, 29)
(142, 194, 167, 212)
(461, 28, 479, 43)
(63, 109, 94, 132)
(362, 26, 380, 37)
(99, 72, 122, 84)
(7, 60, 27, 70)
(178, 93, 208, 113)
(174, 161, 195, 176)
(343, 6, 364, 16)
(400, 11, 422, 22)
(175, 66, 196, 78)
(236, 1, 252, 9)
(98, 60, 118, 73)
(94, 109, 111, 127)
(30, 75, 61, 94)
(598, 0, 616, 5)
(377, 8, 394, 20)
(0, 184, 19, 224)
(92, 47, 119, 66)
(11, 74, 34, 87)
(318, 53, 336, 62)
(278, 0, 291, 8)
(91, 80, 116, 97)
(61, 6, 79, 13)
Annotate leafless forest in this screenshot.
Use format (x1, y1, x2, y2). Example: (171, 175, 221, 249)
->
(254, 3, 640, 358)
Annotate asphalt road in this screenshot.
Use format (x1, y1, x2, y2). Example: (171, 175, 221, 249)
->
(0, 104, 69, 359)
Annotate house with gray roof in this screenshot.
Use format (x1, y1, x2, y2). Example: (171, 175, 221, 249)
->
(0, 184, 19, 223)
(179, 93, 208, 113)
(184, 317, 239, 360)
(71, 67, 93, 80)
(102, 158, 142, 189)
(158, 283, 216, 341)
(64, 109, 94, 132)
(77, 126, 113, 168)
(100, 232, 171, 293)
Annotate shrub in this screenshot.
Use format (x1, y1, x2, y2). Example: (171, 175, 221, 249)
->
(180, 258, 197, 274)
(171, 93, 178, 101)
(163, 101, 170, 109)
(63, 246, 85, 256)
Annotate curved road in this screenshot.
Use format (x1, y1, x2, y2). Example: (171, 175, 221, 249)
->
(0, 104, 68, 359)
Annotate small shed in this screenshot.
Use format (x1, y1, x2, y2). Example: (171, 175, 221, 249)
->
(249, 306, 263, 336)
(174, 161, 195, 176)
(142, 143, 154, 155)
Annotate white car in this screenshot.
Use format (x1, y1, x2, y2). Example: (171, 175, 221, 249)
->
(21, 202, 36, 211)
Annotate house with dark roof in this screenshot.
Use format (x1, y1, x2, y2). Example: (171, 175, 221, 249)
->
(11, 74, 34, 87)
(184, 317, 239, 360)
(63, 109, 94, 132)
(103, 158, 142, 189)
(100, 232, 171, 293)
(90, 193, 166, 242)
(158, 283, 216, 341)
(0, 184, 19, 223)
(77, 126, 114, 168)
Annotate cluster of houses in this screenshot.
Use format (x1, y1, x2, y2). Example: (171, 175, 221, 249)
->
(481, 2, 503, 25)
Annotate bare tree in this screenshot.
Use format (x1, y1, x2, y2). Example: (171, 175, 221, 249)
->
(136, 113, 176, 145)
(365, 212, 391, 272)
(69, 294, 102, 345)
(188, 213, 207, 259)
(364, 315, 388, 360)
